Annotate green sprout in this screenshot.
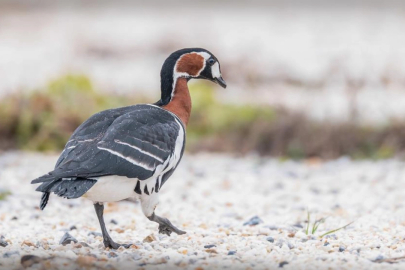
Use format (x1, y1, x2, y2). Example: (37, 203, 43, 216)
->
(305, 210, 354, 238)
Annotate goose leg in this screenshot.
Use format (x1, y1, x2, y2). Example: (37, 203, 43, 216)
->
(94, 203, 132, 249)
(148, 212, 186, 236)
(141, 192, 186, 236)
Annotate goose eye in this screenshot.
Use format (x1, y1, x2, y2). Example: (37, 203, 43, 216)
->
(208, 58, 215, 65)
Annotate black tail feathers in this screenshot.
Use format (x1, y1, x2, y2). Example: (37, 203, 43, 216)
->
(34, 178, 97, 210)
(40, 192, 50, 210)
(31, 173, 56, 184)
(32, 170, 97, 210)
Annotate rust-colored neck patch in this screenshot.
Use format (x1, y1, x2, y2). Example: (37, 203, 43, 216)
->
(176, 53, 205, 76)
(162, 78, 191, 126)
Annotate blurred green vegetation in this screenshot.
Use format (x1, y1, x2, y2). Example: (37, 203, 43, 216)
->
(0, 75, 141, 151)
(0, 74, 405, 159)
(188, 83, 275, 148)
(0, 190, 11, 201)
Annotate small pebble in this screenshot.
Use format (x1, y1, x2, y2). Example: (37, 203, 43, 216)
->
(108, 252, 118, 258)
(0, 235, 8, 247)
(70, 225, 77, 231)
(21, 240, 35, 247)
(295, 231, 307, 239)
(288, 231, 296, 238)
(178, 247, 188, 254)
(339, 246, 346, 252)
(87, 253, 98, 259)
(258, 227, 270, 235)
(76, 256, 96, 267)
(21, 255, 42, 268)
(325, 234, 337, 240)
(374, 255, 384, 261)
(110, 219, 118, 225)
(243, 216, 263, 226)
(143, 234, 156, 243)
(3, 251, 19, 258)
(88, 232, 102, 237)
(65, 250, 77, 259)
(266, 237, 275, 243)
(59, 232, 78, 245)
(279, 261, 289, 268)
(287, 242, 295, 249)
(228, 251, 236, 255)
(77, 242, 92, 248)
(276, 239, 284, 248)
(204, 244, 216, 248)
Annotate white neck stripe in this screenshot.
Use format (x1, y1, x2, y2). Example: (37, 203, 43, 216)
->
(170, 52, 210, 100)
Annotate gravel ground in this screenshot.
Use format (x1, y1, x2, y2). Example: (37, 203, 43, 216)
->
(1, 151, 405, 269)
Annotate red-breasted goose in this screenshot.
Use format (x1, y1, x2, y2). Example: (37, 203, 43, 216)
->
(31, 48, 226, 249)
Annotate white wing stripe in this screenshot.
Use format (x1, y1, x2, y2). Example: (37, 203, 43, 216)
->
(97, 146, 155, 171)
(114, 139, 164, 163)
(78, 139, 94, 143)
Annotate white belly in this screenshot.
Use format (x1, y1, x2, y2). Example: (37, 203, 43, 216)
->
(83, 176, 139, 203)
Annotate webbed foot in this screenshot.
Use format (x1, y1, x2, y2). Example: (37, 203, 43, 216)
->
(148, 213, 186, 236)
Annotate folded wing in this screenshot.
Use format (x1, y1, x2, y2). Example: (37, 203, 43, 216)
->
(32, 105, 182, 186)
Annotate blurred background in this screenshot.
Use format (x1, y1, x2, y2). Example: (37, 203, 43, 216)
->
(1, 0, 405, 159)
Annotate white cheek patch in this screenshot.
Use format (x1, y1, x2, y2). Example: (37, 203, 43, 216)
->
(211, 62, 221, 78)
(196, 52, 211, 61)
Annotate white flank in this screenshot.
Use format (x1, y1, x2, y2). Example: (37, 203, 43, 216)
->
(97, 146, 154, 171)
(139, 119, 184, 216)
(114, 139, 164, 163)
(84, 176, 139, 202)
(167, 118, 185, 171)
(140, 182, 161, 217)
(174, 118, 185, 161)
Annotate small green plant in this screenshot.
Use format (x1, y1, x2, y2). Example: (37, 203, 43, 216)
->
(0, 190, 11, 201)
(305, 210, 354, 238)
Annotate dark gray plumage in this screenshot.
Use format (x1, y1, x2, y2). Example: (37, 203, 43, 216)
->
(32, 104, 183, 206)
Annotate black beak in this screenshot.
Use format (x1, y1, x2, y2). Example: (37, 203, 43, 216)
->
(214, 76, 227, 88)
